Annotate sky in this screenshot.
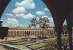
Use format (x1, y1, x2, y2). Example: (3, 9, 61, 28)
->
(1, 0, 67, 27)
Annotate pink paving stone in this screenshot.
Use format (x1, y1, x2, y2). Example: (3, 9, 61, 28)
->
(0, 36, 26, 42)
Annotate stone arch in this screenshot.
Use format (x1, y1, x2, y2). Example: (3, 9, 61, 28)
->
(8, 31, 10, 37)
(20, 31, 22, 37)
(14, 31, 17, 37)
(22, 31, 24, 36)
(17, 31, 20, 36)
(27, 31, 29, 36)
(29, 31, 30, 35)
(1, 0, 73, 50)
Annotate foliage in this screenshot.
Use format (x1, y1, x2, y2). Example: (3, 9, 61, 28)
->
(45, 36, 73, 50)
(26, 28, 35, 30)
(45, 38, 57, 50)
(39, 17, 50, 29)
(49, 33, 55, 38)
(30, 17, 50, 29)
(63, 25, 67, 31)
(38, 17, 50, 37)
(27, 24, 32, 28)
(61, 36, 69, 44)
(30, 18, 38, 28)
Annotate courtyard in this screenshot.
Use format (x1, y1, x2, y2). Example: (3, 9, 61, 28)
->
(0, 35, 54, 50)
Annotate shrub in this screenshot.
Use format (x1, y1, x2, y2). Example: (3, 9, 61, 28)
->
(45, 38, 57, 50)
(61, 36, 69, 44)
(45, 35, 73, 50)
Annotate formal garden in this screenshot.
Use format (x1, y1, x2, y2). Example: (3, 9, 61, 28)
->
(0, 34, 55, 50)
(0, 34, 72, 50)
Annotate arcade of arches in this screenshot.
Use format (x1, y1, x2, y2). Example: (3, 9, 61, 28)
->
(7, 30, 55, 37)
(7, 30, 70, 37)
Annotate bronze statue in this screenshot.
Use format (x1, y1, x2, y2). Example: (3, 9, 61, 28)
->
(42, 0, 73, 50)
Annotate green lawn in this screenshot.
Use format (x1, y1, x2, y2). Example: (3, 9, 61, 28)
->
(14, 46, 26, 50)
(28, 43, 46, 49)
(15, 41, 35, 45)
(9, 40, 24, 43)
(2, 42, 8, 44)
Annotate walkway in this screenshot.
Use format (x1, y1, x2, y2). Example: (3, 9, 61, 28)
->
(0, 35, 37, 42)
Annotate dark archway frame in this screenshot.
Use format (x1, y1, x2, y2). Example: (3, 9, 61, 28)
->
(0, 0, 11, 39)
(42, 0, 73, 50)
(0, 0, 73, 50)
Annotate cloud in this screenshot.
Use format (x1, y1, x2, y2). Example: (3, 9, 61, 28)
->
(3, 25, 7, 27)
(42, 16, 53, 22)
(44, 8, 49, 11)
(14, 13, 34, 19)
(48, 18, 54, 26)
(14, 24, 23, 27)
(48, 18, 53, 22)
(16, 13, 25, 17)
(42, 15, 54, 26)
(42, 15, 48, 18)
(12, 6, 26, 13)
(16, 14, 20, 17)
(6, 13, 14, 17)
(42, 16, 53, 23)
(36, 11, 45, 15)
(20, 24, 23, 27)
(15, 0, 35, 9)
(7, 18, 19, 25)
(22, 13, 34, 19)
(37, 17, 39, 20)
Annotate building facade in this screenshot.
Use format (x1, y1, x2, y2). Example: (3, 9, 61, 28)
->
(7, 30, 55, 37)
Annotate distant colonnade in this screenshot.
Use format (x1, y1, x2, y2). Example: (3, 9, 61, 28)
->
(7, 30, 55, 37)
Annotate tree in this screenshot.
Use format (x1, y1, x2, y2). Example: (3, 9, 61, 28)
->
(39, 17, 50, 38)
(30, 18, 38, 39)
(30, 17, 50, 38)
(30, 18, 38, 28)
(27, 24, 32, 28)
